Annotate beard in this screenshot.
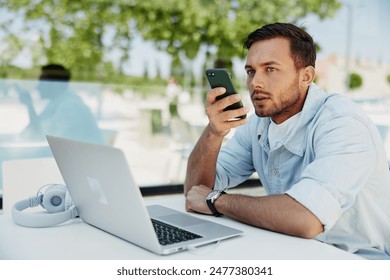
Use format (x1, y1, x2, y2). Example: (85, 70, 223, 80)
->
(251, 74, 303, 123)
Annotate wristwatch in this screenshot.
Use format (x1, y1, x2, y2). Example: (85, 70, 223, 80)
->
(205, 190, 226, 216)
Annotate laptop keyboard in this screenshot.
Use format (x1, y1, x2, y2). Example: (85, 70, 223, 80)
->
(151, 219, 202, 246)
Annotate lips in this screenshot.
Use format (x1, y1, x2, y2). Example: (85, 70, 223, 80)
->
(254, 96, 269, 101)
(251, 91, 270, 105)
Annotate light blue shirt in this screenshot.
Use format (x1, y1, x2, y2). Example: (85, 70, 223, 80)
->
(23, 89, 106, 145)
(215, 83, 390, 259)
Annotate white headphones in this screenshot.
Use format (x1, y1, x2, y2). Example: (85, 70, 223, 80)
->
(12, 184, 79, 228)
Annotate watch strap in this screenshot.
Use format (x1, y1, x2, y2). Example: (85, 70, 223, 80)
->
(206, 191, 226, 216)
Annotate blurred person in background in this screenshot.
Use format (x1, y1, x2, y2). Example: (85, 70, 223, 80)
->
(17, 64, 105, 145)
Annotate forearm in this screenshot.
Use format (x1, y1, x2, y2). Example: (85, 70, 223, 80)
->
(184, 86, 248, 195)
(184, 124, 224, 195)
(28, 106, 40, 124)
(215, 193, 324, 238)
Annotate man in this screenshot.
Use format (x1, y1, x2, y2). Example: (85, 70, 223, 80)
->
(184, 23, 390, 259)
(18, 64, 105, 145)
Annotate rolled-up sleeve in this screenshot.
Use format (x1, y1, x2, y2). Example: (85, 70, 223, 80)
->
(286, 115, 376, 230)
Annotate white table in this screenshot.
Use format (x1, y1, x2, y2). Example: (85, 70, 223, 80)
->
(0, 194, 361, 260)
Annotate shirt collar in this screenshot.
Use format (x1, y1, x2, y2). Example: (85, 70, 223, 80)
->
(257, 83, 328, 156)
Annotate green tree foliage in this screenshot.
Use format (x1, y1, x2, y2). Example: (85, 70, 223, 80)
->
(0, 0, 341, 81)
(0, 0, 135, 80)
(349, 72, 363, 90)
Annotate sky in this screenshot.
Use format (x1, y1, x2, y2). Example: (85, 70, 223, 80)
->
(124, 0, 390, 80)
(303, 0, 390, 63)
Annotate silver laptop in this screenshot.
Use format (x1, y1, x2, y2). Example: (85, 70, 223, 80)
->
(46, 135, 242, 255)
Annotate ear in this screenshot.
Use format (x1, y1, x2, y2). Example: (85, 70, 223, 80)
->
(300, 66, 315, 87)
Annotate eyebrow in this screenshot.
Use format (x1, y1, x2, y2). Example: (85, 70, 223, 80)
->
(245, 61, 282, 69)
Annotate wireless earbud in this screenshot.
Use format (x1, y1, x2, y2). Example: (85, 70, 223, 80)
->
(12, 184, 79, 228)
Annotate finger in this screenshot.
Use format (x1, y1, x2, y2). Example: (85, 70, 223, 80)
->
(210, 103, 249, 123)
(212, 114, 248, 131)
(219, 93, 242, 109)
(207, 104, 249, 136)
(206, 94, 240, 118)
(220, 106, 250, 121)
(185, 188, 205, 214)
(185, 200, 193, 212)
(206, 87, 226, 105)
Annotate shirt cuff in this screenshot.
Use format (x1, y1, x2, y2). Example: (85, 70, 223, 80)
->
(286, 179, 343, 231)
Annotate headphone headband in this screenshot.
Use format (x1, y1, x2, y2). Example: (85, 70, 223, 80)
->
(11, 184, 79, 228)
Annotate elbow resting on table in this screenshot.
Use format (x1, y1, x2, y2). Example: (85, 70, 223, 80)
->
(295, 219, 324, 239)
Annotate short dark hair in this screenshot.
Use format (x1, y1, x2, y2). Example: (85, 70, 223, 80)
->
(243, 22, 316, 69)
(40, 64, 71, 81)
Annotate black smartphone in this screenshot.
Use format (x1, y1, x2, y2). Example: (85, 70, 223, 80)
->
(205, 68, 246, 120)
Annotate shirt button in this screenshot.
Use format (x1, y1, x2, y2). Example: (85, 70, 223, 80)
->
(272, 169, 278, 175)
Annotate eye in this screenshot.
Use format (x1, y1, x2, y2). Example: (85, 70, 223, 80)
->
(246, 69, 255, 76)
(266, 67, 276, 72)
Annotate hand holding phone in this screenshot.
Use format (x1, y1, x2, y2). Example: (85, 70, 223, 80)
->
(205, 68, 247, 120)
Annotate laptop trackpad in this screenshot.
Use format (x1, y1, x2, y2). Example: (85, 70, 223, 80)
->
(159, 214, 207, 227)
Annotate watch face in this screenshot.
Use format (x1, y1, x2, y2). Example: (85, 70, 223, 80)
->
(207, 190, 220, 200)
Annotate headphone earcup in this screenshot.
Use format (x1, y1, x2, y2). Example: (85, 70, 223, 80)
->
(64, 190, 73, 211)
(41, 184, 72, 213)
(12, 184, 78, 228)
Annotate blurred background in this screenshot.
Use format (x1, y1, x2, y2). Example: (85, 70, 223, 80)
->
(0, 0, 389, 204)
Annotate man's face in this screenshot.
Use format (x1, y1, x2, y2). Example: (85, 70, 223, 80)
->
(245, 37, 307, 124)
